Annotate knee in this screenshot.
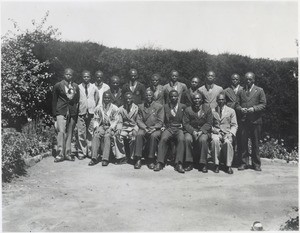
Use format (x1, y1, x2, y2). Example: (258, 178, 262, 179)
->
(137, 130, 145, 137)
(185, 134, 193, 144)
(199, 135, 208, 144)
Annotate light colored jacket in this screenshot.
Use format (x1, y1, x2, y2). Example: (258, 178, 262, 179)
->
(78, 83, 99, 115)
(212, 105, 238, 136)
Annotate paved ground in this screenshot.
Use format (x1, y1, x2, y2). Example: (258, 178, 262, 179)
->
(2, 157, 298, 232)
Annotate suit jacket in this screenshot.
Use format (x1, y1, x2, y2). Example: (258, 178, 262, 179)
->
(94, 103, 119, 130)
(183, 104, 213, 135)
(104, 89, 123, 107)
(122, 81, 146, 105)
(212, 105, 238, 136)
(163, 103, 186, 128)
(52, 80, 79, 117)
(117, 103, 139, 131)
(137, 102, 164, 130)
(163, 82, 188, 104)
(78, 83, 100, 115)
(180, 88, 201, 107)
(198, 84, 223, 109)
(224, 85, 243, 110)
(236, 85, 267, 124)
(147, 85, 165, 105)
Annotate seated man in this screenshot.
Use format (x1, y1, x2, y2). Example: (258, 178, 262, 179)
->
(89, 92, 123, 166)
(154, 90, 186, 173)
(116, 92, 139, 161)
(211, 93, 238, 174)
(134, 90, 164, 169)
(183, 93, 213, 173)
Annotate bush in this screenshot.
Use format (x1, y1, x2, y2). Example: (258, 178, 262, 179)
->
(259, 135, 298, 162)
(280, 207, 299, 231)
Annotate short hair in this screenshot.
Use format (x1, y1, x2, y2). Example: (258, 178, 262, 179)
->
(231, 73, 240, 79)
(245, 72, 255, 80)
(124, 92, 133, 98)
(110, 75, 120, 82)
(129, 68, 138, 75)
(207, 71, 216, 77)
(95, 70, 103, 76)
(169, 89, 179, 97)
(64, 68, 74, 74)
(171, 70, 179, 75)
(145, 89, 154, 95)
(151, 73, 161, 79)
(217, 91, 226, 100)
(191, 76, 200, 82)
(82, 70, 91, 76)
(192, 92, 204, 100)
(103, 90, 112, 99)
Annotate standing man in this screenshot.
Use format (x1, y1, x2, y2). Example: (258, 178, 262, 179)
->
(183, 93, 213, 173)
(181, 76, 201, 106)
(164, 70, 188, 104)
(198, 71, 223, 109)
(147, 73, 165, 105)
(154, 90, 186, 173)
(94, 70, 110, 105)
(52, 68, 79, 162)
(89, 92, 121, 166)
(224, 73, 243, 109)
(105, 76, 123, 107)
(211, 93, 238, 174)
(236, 72, 266, 171)
(134, 90, 164, 169)
(77, 70, 99, 160)
(122, 69, 146, 105)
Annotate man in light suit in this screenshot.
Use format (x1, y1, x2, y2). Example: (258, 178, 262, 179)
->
(236, 72, 266, 171)
(211, 93, 238, 174)
(134, 90, 164, 169)
(183, 93, 213, 173)
(198, 71, 223, 109)
(164, 70, 188, 104)
(147, 73, 165, 105)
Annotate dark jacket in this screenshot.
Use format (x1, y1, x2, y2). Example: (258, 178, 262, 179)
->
(137, 102, 164, 130)
(122, 81, 146, 105)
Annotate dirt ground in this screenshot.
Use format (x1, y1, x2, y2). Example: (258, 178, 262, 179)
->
(2, 156, 298, 232)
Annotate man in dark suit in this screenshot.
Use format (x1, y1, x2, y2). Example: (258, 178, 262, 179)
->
(122, 69, 146, 105)
(224, 73, 243, 109)
(104, 76, 123, 107)
(183, 93, 213, 173)
(236, 72, 266, 171)
(180, 76, 201, 106)
(154, 90, 186, 173)
(134, 90, 164, 169)
(164, 70, 188, 104)
(147, 73, 165, 105)
(52, 68, 79, 162)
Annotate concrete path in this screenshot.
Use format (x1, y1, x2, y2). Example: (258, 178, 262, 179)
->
(2, 157, 298, 232)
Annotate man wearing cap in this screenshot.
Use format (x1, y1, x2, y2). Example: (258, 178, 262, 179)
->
(122, 69, 146, 105)
(164, 70, 188, 104)
(198, 71, 223, 109)
(211, 92, 238, 174)
(181, 76, 201, 107)
(134, 89, 164, 169)
(236, 72, 266, 171)
(52, 68, 80, 162)
(183, 93, 213, 173)
(105, 75, 123, 107)
(147, 73, 165, 105)
(77, 70, 100, 160)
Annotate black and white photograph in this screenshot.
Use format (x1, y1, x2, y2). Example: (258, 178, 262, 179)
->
(1, 0, 298, 231)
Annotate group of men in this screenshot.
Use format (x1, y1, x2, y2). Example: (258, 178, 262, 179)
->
(52, 68, 266, 174)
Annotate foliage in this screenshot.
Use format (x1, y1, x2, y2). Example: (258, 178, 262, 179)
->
(280, 207, 299, 231)
(1, 11, 59, 128)
(259, 135, 298, 162)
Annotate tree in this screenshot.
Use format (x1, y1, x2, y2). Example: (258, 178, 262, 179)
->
(1, 11, 59, 129)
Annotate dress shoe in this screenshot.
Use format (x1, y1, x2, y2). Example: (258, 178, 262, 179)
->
(134, 159, 142, 169)
(65, 155, 75, 161)
(147, 163, 155, 170)
(154, 162, 163, 172)
(200, 165, 208, 173)
(54, 156, 64, 163)
(227, 167, 233, 174)
(238, 164, 246, 170)
(184, 164, 193, 172)
(88, 158, 99, 166)
(77, 155, 86, 160)
(115, 157, 127, 165)
(175, 164, 185, 174)
(253, 166, 262, 172)
(102, 160, 109, 166)
(214, 165, 219, 173)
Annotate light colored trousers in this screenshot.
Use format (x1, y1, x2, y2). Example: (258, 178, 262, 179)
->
(211, 133, 234, 167)
(56, 115, 76, 157)
(77, 114, 94, 157)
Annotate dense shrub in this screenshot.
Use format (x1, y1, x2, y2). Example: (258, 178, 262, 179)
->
(280, 207, 299, 231)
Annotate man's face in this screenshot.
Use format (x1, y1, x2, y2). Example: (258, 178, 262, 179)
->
(192, 94, 202, 108)
(231, 75, 240, 87)
(103, 93, 111, 105)
(206, 71, 215, 84)
(170, 71, 179, 83)
(169, 92, 179, 105)
(217, 94, 226, 108)
(64, 69, 73, 82)
(82, 72, 91, 84)
(145, 91, 154, 104)
(95, 72, 103, 83)
(191, 78, 199, 89)
(245, 73, 255, 87)
(125, 94, 133, 106)
(151, 76, 159, 87)
(111, 78, 120, 89)
(130, 70, 138, 82)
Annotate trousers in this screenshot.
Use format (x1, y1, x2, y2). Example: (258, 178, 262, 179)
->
(77, 113, 94, 157)
(185, 133, 209, 164)
(211, 133, 234, 167)
(135, 129, 161, 159)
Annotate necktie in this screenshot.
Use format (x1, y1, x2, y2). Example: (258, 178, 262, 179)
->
(171, 107, 176, 117)
(220, 107, 223, 118)
(246, 88, 250, 97)
(85, 84, 88, 97)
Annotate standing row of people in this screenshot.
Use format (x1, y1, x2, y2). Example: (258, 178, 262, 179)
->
(52, 68, 266, 174)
